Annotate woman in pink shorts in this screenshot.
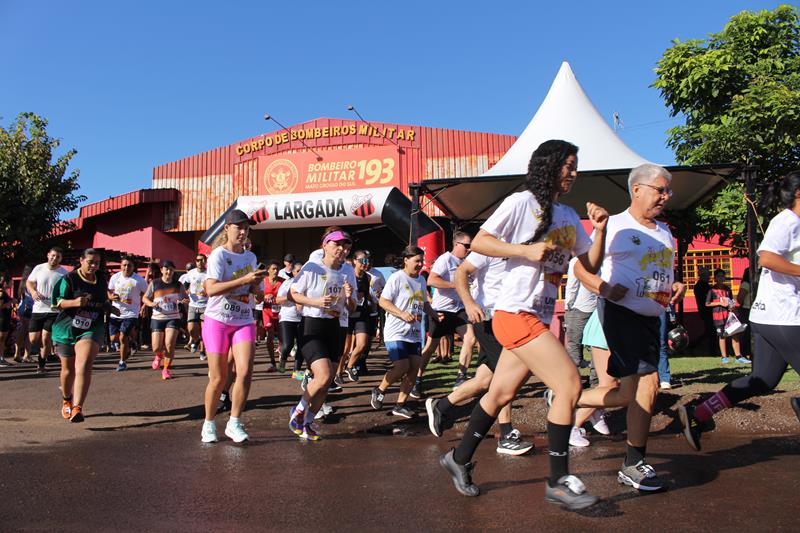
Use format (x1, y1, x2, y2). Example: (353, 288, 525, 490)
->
(200, 209, 266, 444)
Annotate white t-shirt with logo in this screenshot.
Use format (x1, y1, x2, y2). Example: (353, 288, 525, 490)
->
(382, 270, 428, 343)
(107, 272, 147, 319)
(750, 209, 800, 326)
(464, 252, 507, 317)
(368, 269, 386, 317)
(277, 279, 301, 323)
(292, 261, 356, 320)
(599, 209, 675, 317)
(429, 252, 463, 312)
(205, 247, 260, 326)
(30, 263, 68, 314)
(481, 191, 591, 322)
(182, 268, 209, 309)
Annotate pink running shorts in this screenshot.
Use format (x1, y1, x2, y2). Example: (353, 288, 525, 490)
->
(202, 316, 256, 355)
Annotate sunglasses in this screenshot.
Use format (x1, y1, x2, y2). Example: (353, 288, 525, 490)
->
(639, 183, 673, 198)
(358, 258, 370, 265)
(456, 241, 471, 250)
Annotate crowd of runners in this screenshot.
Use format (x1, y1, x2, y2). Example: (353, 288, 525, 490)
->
(2, 141, 799, 511)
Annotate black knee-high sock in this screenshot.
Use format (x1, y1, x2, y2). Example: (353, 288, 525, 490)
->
(453, 405, 496, 465)
(625, 444, 647, 467)
(548, 421, 571, 486)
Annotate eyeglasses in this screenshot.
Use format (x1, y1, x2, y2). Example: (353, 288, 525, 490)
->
(639, 183, 673, 198)
(357, 258, 370, 265)
(456, 242, 471, 250)
(195, 258, 205, 262)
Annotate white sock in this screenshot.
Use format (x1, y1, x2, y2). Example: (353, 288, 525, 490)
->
(203, 419, 215, 427)
(228, 416, 240, 426)
(294, 398, 308, 415)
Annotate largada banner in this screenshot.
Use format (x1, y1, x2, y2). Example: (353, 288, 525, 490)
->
(257, 146, 400, 195)
(236, 187, 393, 229)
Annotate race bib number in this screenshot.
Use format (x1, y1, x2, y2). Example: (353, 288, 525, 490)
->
(223, 296, 252, 321)
(271, 305, 281, 313)
(159, 302, 177, 313)
(541, 247, 569, 273)
(72, 315, 92, 330)
(635, 270, 672, 306)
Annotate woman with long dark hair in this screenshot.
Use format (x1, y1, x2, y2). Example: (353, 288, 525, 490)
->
(438, 140, 608, 510)
(679, 171, 800, 449)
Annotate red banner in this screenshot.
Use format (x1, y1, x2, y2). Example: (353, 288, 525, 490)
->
(257, 146, 399, 195)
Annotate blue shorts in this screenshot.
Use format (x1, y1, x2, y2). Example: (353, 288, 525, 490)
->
(150, 318, 182, 332)
(386, 340, 421, 362)
(109, 317, 138, 336)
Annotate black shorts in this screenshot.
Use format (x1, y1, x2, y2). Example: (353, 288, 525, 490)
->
(150, 318, 182, 332)
(598, 299, 660, 378)
(348, 315, 371, 335)
(253, 308, 263, 325)
(109, 317, 137, 336)
(30, 312, 58, 333)
(473, 318, 503, 372)
(300, 317, 342, 365)
(429, 310, 468, 339)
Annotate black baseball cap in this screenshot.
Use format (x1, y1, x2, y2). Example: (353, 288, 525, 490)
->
(283, 253, 295, 262)
(225, 209, 252, 225)
(161, 260, 176, 269)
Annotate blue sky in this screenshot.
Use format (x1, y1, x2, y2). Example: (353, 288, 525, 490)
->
(1, 1, 784, 215)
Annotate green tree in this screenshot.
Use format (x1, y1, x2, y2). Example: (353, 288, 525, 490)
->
(0, 112, 85, 268)
(653, 4, 800, 251)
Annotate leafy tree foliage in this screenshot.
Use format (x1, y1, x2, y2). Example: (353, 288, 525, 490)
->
(0, 113, 85, 268)
(654, 5, 800, 251)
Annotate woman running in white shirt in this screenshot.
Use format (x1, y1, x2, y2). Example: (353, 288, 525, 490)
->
(439, 140, 608, 510)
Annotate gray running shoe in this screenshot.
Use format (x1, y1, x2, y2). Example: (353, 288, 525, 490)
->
(618, 460, 665, 491)
(545, 475, 598, 510)
(345, 366, 359, 382)
(425, 398, 444, 437)
(496, 429, 534, 456)
(439, 449, 479, 497)
(391, 405, 414, 419)
(370, 388, 384, 410)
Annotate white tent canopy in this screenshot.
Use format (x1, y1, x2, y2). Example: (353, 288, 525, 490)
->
(484, 61, 650, 175)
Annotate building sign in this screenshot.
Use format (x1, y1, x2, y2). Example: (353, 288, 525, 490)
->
(257, 146, 399, 195)
(237, 187, 395, 229)
(235, 122, 417, 156)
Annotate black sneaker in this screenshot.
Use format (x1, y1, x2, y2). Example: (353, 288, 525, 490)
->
(409, 382, 422, 399)
(677, 404, 703, 451)
(439, 449, 480, 497)
(370, 388, 384, 410)
(0, 358, 10, 368)
(37, 356, 47, 374)
(453, 373, 468, 390)
(496, 429, 534, 456)
(328, 380, 343, 393)
(391, 405, 414, 419)
(345, 367, 359, 382)
(217, 392, 231, 414)
(425, 398, 445, 437)
(545, 475, 598, 510)
(618, 460, 665, 491)
(791, 397, 800, 424)
(333, 374, 345, 388)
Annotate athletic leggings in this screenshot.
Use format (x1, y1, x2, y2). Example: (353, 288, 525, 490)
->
(723, 323, 800, 405)
(279, 321, 302, 371)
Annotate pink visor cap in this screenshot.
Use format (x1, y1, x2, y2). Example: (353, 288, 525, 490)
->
(323, 230, 352, 244)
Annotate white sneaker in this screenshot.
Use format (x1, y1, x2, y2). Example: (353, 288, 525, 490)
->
(660, 381, 672, 390)
(225, 419, 249, 443)
(201, 421, 218, 443)
(314, 403, 335, 420)
(569, 426, 590, 447)
(589, 410, 611, 435)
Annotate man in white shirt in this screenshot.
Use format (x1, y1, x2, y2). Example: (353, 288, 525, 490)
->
(414, 231, 476, 398)
(564, 256, 597, 368)
(182, 253, 209, 359)
(27, 247, 68, 373)
(278, 254, 295, 280)
(107, 256, 148, 371)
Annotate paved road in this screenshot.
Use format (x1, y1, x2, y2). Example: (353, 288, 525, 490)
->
(1, 349, 798, 532)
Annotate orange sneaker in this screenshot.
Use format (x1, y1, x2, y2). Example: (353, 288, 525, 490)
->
(69, 405, 84, 423)
(61, 399, 72, 419)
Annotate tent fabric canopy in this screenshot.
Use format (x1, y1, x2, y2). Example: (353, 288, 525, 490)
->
(416, 61, 740, 222)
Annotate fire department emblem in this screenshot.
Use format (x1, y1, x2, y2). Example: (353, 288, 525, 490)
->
(263, 159, 299, 195)
(351, 194, 375, 218)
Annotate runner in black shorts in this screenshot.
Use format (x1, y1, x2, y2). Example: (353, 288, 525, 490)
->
(27, 246, 68, 373)
(51, 248, 116, 422)
(425, 251, 533, 455)
(288, 229, 356, 441)
(338, 250, 374, 383)
(678, 171, 800, 450)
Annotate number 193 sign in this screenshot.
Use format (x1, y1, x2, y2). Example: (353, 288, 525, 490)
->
(257, 146, 400, 196)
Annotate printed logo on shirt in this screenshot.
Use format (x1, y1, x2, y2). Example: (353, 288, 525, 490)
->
(638, 247, 673, 271)
(630, 235, 641, 246)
